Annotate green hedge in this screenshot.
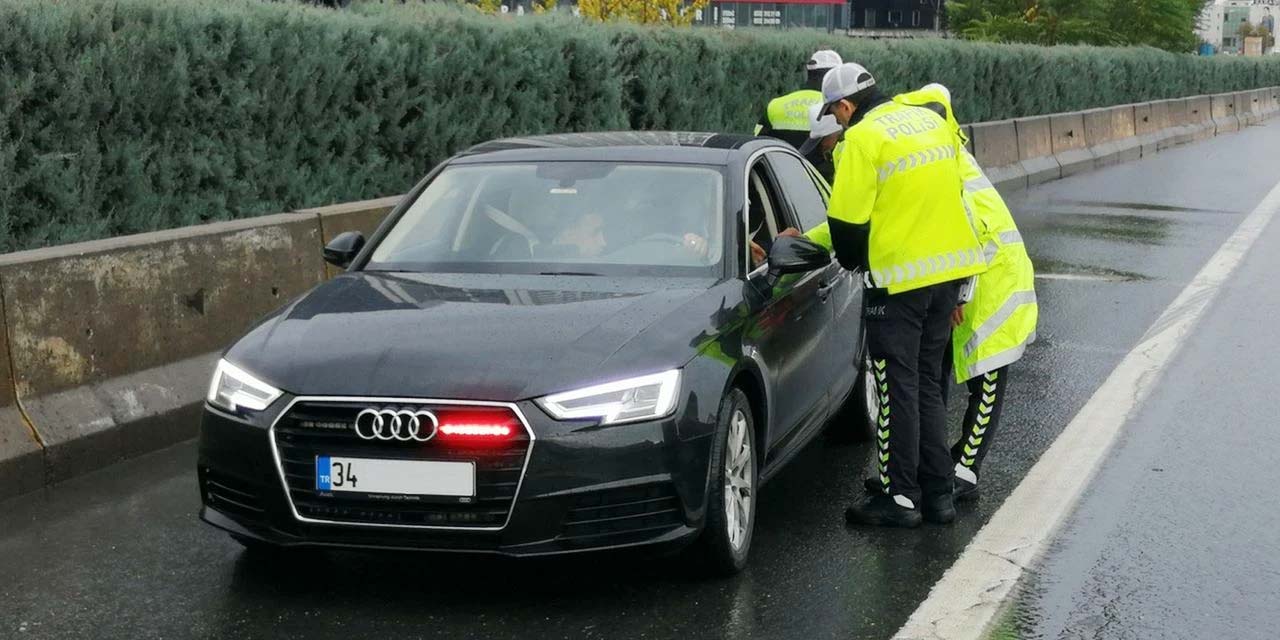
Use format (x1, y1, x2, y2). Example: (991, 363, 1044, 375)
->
(2, 0, 1279, 251)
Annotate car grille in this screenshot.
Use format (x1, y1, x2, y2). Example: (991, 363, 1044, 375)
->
(560, 483, 683, 544)
(202, 468, 266, 521)
(272, 399, 532, 529)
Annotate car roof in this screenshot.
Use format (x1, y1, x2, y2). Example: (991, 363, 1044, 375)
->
(452, 132, 790, 165)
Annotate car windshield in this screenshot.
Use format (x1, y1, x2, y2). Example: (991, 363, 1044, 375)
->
(367, 162, 726, 277)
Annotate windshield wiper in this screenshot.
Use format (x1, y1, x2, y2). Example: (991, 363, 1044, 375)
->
(538, 270, 602, 277)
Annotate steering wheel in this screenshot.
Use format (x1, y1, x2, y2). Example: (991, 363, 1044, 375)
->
(634, 232, 687, 247)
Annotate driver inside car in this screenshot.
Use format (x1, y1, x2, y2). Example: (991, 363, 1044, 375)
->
(547, 212, 608, 258)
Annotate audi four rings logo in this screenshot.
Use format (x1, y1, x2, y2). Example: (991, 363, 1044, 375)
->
(354, 408, 439, 442)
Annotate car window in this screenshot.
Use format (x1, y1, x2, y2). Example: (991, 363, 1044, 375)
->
(367, 162, 726, 277)
(747, 162, 791, 270)
(767, 152, 829, 231)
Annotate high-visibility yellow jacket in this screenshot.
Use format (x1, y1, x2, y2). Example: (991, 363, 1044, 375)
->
(755, 89, 824, 149)
(894, 86, 1038, 382)
(827, 93, 987, 294)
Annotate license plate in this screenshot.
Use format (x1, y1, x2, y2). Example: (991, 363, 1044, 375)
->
(315, 456, 475, 497)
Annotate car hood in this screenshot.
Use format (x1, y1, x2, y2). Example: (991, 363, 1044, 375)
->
(224, 272, 718, 402)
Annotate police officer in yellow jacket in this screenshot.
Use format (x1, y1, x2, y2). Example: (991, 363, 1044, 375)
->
(754, 50, 843, 149)
(857, 84, 1039, 503)
(799, 103, 845, 184)
(821, 63, 988, 528)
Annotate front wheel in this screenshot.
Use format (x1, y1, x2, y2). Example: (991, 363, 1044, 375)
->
(694, 388, 758, 576)
(831, 342, 878, 443)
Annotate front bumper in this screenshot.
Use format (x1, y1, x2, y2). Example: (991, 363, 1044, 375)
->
(197, 396, 716, 556)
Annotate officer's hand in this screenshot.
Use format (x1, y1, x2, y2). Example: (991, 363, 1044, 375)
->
(951, 305, 965, 329)
(777, 227, 801, 238)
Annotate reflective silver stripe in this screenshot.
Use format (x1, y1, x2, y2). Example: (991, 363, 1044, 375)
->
(961, 191, 979, 237)
(999, 230, 1023, 244)
(967, 331, 1036, 379)
(871, 248, 984, 288)
(964, 175, 994, 192)
(982, 230, 1025, 262)
(877, 144, 957, 182)
(963, 290, 1038, 357)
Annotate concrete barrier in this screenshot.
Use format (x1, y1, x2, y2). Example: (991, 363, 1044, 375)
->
(1212, 94, 1240, 134)
(970, 119, 1026, 191)
(1049, 112, 1095, 177)
(1158, 99, 1192, 147)
(1132, 102, 1172, 156)
(0, 306, 42, 501)
(1236, 91, 1259, 127)
(299, 196, 401, 278)
(0, 214, 326, 483)
(1081, 105, 1139, 168)
(1255, 88, 1274, 119)
(1185, 96, 1215, 142)
(1014, 116, 1062, 186)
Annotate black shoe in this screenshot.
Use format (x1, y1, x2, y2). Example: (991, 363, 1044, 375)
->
(954, 476, 979, 502)
(845, 493, 923, 529)
(922, 492, 956, 525)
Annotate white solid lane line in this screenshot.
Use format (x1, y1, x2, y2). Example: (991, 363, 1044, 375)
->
(893, 175, 1280, 640)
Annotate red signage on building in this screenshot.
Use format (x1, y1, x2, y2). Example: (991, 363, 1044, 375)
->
(714, 0, 845, 5)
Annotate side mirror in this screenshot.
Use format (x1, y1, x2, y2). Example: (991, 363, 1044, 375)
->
(767, 236, 831, 276)
(323, 231, 365, 269)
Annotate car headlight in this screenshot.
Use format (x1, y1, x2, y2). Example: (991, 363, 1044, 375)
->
(537, 370, 682, 425)
(207, 359, 283, 413)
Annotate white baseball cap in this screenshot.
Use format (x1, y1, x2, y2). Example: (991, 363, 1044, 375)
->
(820, 62, 877, 113)
(798, 104, 843, 155)
(806, 49, 843, 72)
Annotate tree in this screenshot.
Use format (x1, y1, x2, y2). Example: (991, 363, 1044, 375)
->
(948, 0, 1210, 52)
(576, 0, 709, 25)
(948, 0, 1118, 46)
(1105, 0, 1203, 52)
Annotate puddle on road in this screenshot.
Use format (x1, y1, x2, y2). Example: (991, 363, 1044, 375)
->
(1026, 212, 1175, 246)
(1031, 258, 1150, 283)
(1042, 199, 1241, 215)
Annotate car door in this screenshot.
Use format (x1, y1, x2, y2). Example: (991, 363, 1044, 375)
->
(742, 156, 833, 451)
(765, 151, 864, 406)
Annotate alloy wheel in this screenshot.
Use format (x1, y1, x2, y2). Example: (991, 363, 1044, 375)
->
(724, 409, 754, 552)
(863, 355, 881, 427)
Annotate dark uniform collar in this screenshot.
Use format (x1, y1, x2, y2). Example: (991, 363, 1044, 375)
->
(847, 91, 890, 128)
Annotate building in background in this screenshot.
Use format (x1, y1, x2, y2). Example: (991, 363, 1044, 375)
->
(848, 0, 944, 37)
(1198, 0, 1278, 54)
(700, 0, 848, 31)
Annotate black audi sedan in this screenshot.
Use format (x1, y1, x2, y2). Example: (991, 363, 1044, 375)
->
(198, 132, 874, 574)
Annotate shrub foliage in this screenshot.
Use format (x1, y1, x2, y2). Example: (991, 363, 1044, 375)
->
(2, 0, 1278, 251)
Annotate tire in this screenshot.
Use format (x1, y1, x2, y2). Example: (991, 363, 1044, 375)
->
(830, 338, 877, 443)
(693, 388, 758, 577)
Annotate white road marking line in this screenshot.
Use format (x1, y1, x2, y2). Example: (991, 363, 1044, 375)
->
(893, 175, 1280, 640)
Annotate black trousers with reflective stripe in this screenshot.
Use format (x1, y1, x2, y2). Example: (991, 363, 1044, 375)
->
(950, 365, 1010, 474)
(864, 280, 961, 503)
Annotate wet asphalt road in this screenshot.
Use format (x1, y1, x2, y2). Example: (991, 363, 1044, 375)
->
(999, 131, 1280, 639)
(4, 121, 1280, 640)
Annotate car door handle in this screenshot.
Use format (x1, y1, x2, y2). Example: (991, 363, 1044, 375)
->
(817, 281, 835, 302)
